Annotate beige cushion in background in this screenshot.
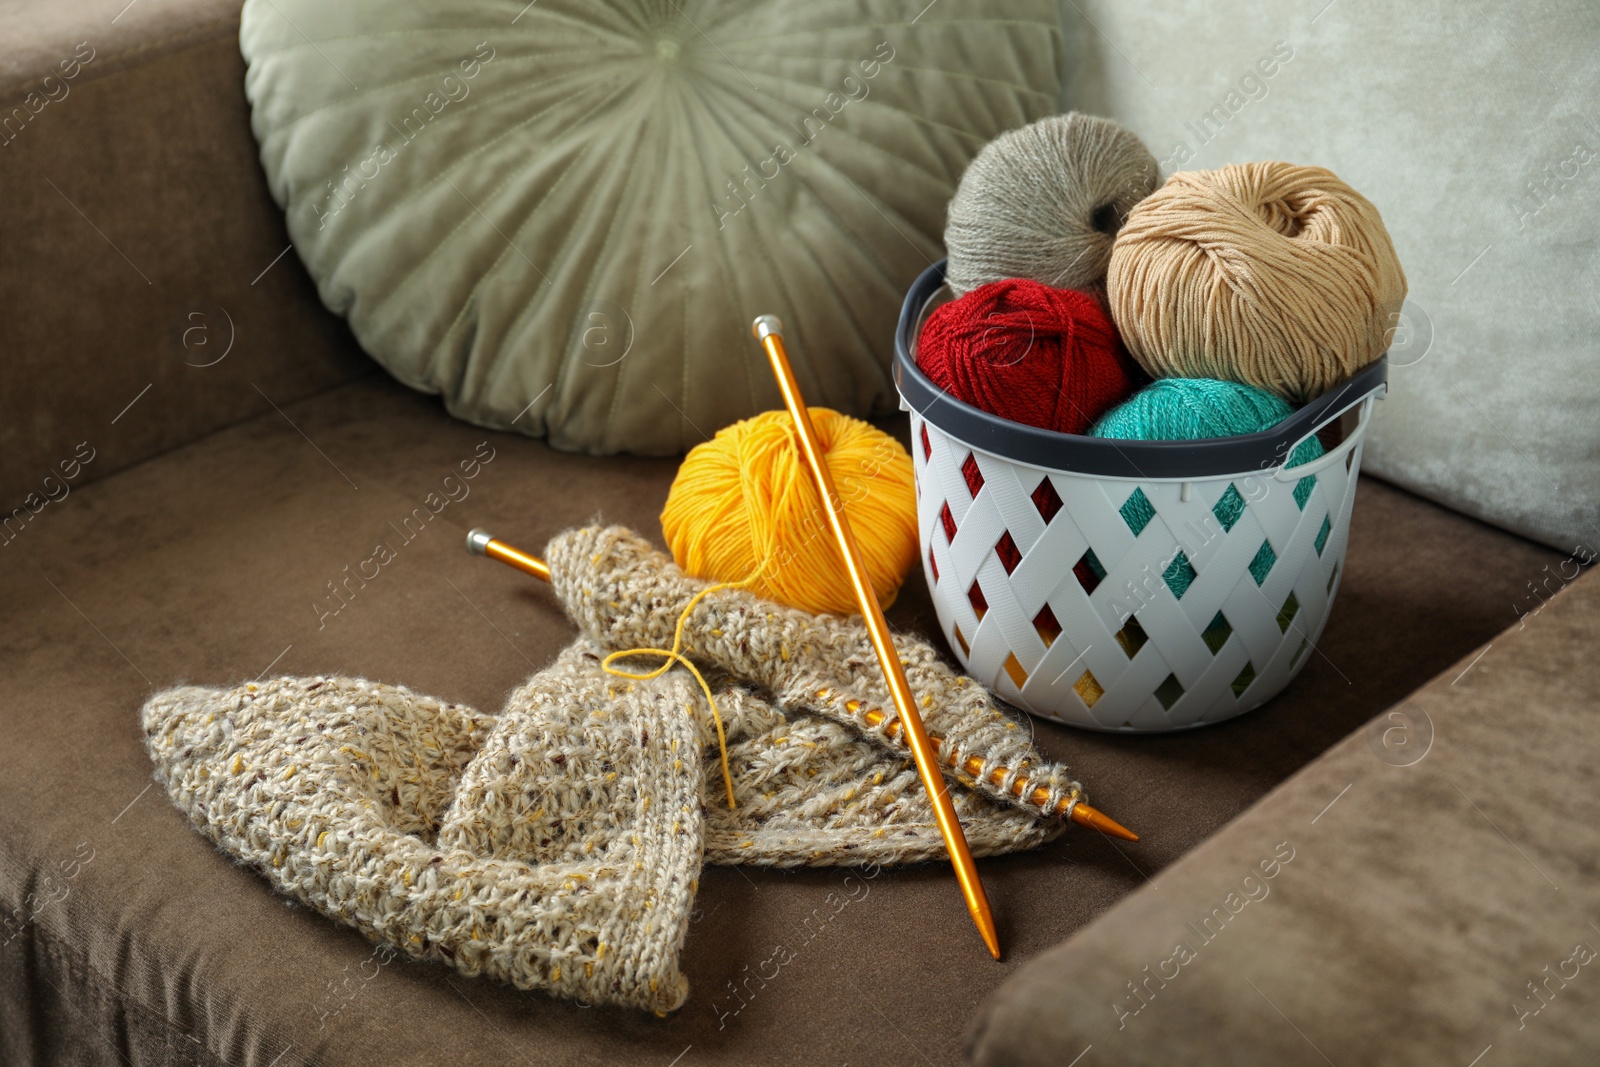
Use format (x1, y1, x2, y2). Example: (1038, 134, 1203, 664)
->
(1057, 0, 1599, 553)
(240, 0, 1063, 456)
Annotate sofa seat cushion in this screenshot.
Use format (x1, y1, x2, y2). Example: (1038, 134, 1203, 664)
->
(0, 374, 1562, 1066)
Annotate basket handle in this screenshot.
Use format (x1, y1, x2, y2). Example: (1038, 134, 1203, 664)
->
(1271, 381, 1386, 482)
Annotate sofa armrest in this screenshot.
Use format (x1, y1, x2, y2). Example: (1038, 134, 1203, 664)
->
(0, 0, 369, 522)
(969, 565, 1600, 1065)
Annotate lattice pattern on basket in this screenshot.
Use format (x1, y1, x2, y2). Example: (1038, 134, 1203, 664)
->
(915, 416, 1366, 732)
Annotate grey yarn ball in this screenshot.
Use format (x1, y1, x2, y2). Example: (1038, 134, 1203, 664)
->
(944, 113, 1161, 297)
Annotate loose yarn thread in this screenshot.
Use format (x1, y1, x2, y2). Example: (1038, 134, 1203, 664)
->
(915, 278, 1141, 434)
(601, 577, 739, 809)
(944, 112, 1161, 297)
(661, 407, 918, 618)
(1107, 162, 1407, 402)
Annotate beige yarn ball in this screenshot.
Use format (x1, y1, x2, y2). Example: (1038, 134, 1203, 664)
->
(944, 113, 1160, 297)
(1107, 162, 1408, 402)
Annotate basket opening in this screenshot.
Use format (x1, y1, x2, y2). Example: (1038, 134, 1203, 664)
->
(898, 261, 1387, 482)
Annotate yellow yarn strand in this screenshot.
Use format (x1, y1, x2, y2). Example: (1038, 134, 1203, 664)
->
(661, 408, 918, 617)
(601, 579, 742, 810)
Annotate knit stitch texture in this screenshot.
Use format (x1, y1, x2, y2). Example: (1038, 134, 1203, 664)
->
(550, 526, 1086, 819)
(142, 526, 1082, 1012)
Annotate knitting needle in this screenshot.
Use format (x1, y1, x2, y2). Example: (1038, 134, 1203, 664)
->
(464, 527, 1139, 844)
(751, 314, 1002, 960)
(466, 529, 550, 581)
(822, 691, 1137, 840)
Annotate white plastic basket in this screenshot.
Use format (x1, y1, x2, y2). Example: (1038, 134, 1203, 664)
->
(894, 261, 1387, 732)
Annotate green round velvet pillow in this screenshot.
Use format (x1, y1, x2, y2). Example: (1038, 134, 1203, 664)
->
(240, 0, 1061, 454)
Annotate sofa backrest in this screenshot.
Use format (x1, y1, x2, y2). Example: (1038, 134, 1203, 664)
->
(0, 0, 369, 532)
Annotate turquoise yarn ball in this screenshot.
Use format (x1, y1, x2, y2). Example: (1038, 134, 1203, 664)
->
(1091, 377, 1323, 466)
(1092, 378, 1324, 598)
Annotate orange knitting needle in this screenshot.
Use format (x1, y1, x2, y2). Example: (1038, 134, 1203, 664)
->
(752, 314, 1006, 959)
(825, 691, 1137, 840)
(465, 526, 1139, 844)
(466, 529, 550, 581)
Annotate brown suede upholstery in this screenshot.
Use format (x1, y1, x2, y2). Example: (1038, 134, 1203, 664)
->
(0, 2, 1581, 1064)
(0, 371, 1563, 1066)
(968, 568, 1600, 1066)
(0, 0, 367, 516)
(0, 0, 238, 92)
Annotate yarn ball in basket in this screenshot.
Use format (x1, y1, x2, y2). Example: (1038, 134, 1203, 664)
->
(1091, 377, 1324, 468)
(1107, 162, 1407, 403)
(1093, 378, 1325, 596)
(944, 112, 1161, 297)
(915, 278, 1142, 435)
(661, 408, 917, 617)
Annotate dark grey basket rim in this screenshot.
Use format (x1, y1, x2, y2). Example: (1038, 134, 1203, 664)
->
(894, 260, 1388, 480)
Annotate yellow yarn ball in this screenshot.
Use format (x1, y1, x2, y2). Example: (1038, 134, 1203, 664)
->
(661, 408, 918, 617)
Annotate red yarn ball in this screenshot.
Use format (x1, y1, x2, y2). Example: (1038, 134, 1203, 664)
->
(916, 278, 1140, 434)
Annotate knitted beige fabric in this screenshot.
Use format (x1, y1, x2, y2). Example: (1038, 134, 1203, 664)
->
(143, 525, 1088, 1012)
(549, 525, 1085, 820)
(448, 639, 1057, 870)
(144, 665, 703, 1013)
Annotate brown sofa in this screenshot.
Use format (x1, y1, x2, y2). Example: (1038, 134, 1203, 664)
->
(1, 3, 1591, 1064)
